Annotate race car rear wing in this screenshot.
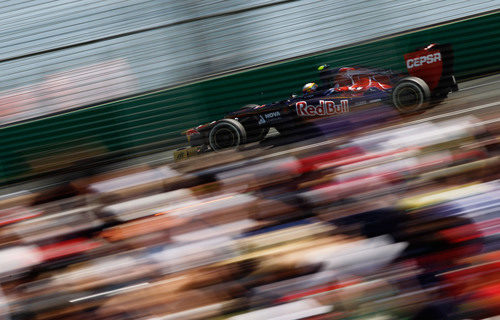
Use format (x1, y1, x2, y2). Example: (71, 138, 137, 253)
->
(404, 43, 459, 96)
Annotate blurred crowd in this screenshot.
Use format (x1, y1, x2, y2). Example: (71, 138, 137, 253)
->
(0, 115, 498, 320)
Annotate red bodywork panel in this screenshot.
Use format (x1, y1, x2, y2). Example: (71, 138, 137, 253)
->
(404, 44, 443, 90)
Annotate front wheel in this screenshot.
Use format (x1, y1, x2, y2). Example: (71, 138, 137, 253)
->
(392, 77, 430, 114)
(208, 119, 247, 151)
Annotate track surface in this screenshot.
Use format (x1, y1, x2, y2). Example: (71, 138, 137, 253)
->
(2, 74, 499, 195)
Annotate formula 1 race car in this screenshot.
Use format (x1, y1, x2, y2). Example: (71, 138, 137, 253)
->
(176, 44, 458, 159)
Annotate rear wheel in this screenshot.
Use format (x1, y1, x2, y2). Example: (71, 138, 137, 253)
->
(208, 119, 247, 151)
(392, 77, 430, 114)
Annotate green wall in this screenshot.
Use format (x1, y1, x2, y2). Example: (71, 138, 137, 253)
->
(1, 12, 499, 183)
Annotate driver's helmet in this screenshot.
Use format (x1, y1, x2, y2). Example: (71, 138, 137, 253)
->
(318, 64, 332, 80)
(302, 82, 318, 94)
(318, 64, 330, 72)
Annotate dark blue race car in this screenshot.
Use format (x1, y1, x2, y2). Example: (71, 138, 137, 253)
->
(179, 44, 458, 156)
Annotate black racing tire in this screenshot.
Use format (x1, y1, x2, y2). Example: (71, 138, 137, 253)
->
(208, 119, 247, 151)
(392, 77, 431, 114)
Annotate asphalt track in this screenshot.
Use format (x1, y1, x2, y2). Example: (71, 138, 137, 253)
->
(2, 74, 499, 195)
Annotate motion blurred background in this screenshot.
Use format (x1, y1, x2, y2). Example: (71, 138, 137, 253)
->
(0, 1, 499, 319)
